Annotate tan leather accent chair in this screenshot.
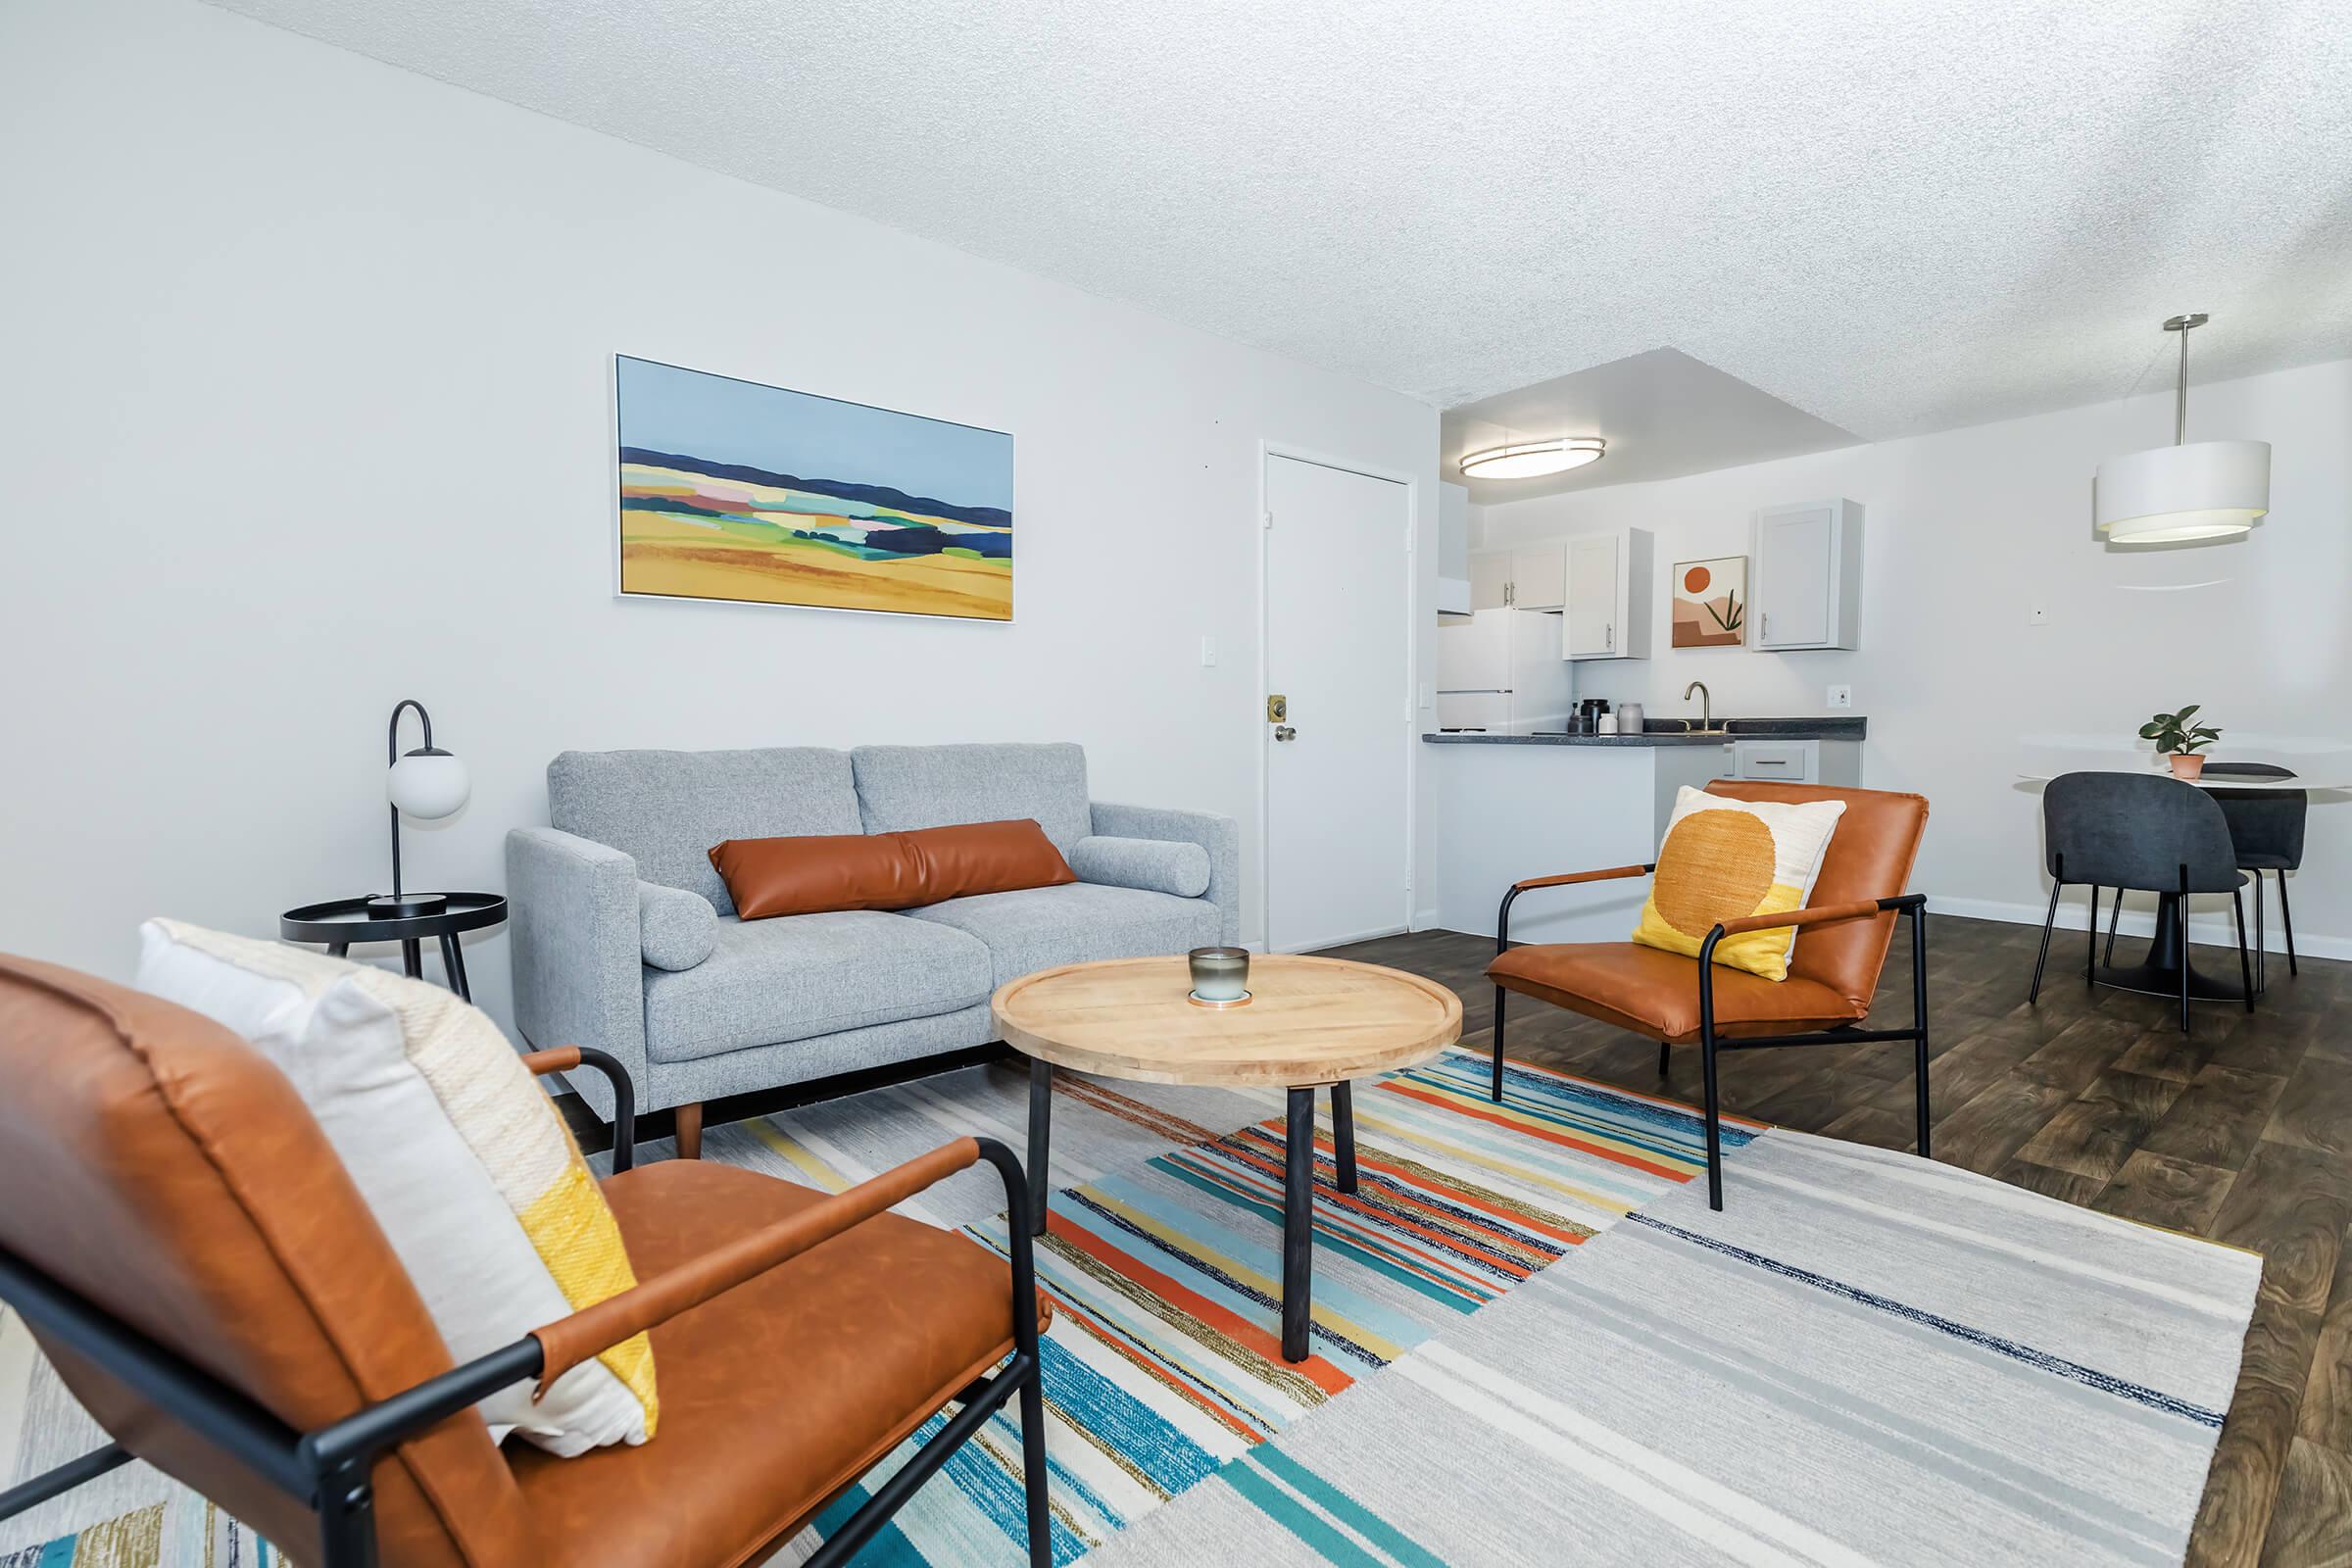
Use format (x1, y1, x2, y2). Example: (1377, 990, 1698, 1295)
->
(0, 955, 1053, 1568)
(1486, 781, 1932, 1210)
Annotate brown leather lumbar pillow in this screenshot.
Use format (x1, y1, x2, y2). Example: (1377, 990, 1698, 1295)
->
(710, 818, 1075, 920)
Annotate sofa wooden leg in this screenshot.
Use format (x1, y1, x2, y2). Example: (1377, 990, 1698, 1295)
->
(674, 1101, 704, 1161)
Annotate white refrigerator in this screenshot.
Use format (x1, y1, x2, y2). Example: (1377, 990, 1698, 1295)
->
(1435, 609, 1575, 733)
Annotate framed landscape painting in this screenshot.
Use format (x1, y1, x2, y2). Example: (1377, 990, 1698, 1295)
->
(1672, 556, 1745, 648)
(614, 355, 1013, 621)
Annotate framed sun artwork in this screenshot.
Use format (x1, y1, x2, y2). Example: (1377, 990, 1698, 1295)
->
(1672, 556, 1746, 648)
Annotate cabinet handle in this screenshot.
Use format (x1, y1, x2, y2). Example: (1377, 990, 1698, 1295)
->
(1605, 621, 1612, 651)
(1760, 611, 1769, 641)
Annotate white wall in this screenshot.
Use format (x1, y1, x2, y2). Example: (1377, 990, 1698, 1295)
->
(0, 0, 1440, 1030)
(1474, 356, 2352, 951)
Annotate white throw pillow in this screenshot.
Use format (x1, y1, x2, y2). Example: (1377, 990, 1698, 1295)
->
(135, 920, 658, 1455)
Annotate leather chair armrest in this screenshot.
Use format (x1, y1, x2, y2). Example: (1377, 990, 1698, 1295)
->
(1513, 863, 1653, 892)
(517, 1046, 639, 1173)
(519, 1047, 579, 1076)
(1711, 895, 1917, 939)
(531, 1137, 982, 1388)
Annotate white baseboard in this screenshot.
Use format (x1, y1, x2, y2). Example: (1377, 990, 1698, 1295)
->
(1411, 906, 1443, 932)
(1926, 891, 2350, 962)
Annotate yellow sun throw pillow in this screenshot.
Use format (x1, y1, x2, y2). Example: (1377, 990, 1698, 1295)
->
(1632, 787, 1847, 981)
(135, 919, 656, 1455)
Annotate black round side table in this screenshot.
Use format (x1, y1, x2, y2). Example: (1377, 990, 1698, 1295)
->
(279, 893, 508, 1002)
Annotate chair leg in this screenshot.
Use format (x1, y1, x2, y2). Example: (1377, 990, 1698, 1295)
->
(2085, 885, 2100, 982)
(2253, 872, 2266, 995)
(1911, 904, 1932, 1160)
(2029, 878, 2062, 1003)
(2278, 871, 2298, 976)
(1017, 1344, 1053, 1568)
(1699, 1026, 1724, 1212)
(1490, 984, 1507, 1102)
(673, 1101, 704, 1161)
(2232, 889, 2255, 1014)
(1657, 1040, 1672, 1079)
(2104, 887, 2122, 967)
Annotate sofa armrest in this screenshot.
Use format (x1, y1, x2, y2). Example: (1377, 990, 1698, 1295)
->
(1090, 802, 1240, 946)
(506, 827, 647, 1123)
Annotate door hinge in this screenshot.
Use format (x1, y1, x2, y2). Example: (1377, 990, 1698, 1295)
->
(1263, 510, 1274, 530)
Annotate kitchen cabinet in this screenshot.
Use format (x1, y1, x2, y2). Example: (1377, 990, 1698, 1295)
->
(1751, 499, 1863, 650)
(1509, 544, 1565, 611)
(1561, 527, 1653, 661)
(1469, 551, 1513, 611)
(1467, 545, 1564, 610)
(1728, 738, 1862, 786)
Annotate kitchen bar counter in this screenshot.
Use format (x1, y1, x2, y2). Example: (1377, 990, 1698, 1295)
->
(1424, 716, 1866, 746)
(1420, 718, 1867, 945)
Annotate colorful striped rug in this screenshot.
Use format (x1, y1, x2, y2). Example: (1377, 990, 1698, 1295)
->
(776, 1051, 1753, 1564)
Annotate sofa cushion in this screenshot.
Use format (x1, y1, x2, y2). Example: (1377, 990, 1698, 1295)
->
(709, 820, 1075, 920)
(1069, 834, 1211, 899)
(638, 882, 718, 971)
(549, 749, 861, 916)
(905, 882, 1220, 990)
(851, 743, 1093, 858)
(642, 911, 993, 1064)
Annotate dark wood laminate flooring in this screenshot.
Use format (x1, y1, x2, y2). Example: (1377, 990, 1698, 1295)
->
(1314, 916, 2352, 1568)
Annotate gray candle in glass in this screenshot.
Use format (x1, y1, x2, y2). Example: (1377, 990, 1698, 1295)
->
(1188, 946, 1250, 1002)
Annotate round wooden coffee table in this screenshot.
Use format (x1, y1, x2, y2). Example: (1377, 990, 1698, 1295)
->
(992, 954, 1461, 1362)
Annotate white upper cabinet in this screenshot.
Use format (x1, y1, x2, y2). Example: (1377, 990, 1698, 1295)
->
(1561, 527, 1652, 660)
(1467, 543, 1565, 610)
(1508, 543, 1565, 611)
(1751, 499, 1862, 650)
(1468, 551, 1513, 611)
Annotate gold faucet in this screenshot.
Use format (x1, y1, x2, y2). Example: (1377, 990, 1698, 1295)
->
(1684, 680, 1712, 732)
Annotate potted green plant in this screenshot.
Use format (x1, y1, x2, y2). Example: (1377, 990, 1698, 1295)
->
(2139, 706, 2222, 780)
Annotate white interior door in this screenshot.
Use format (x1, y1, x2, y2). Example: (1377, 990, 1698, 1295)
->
(1264, 453, 1410, 953)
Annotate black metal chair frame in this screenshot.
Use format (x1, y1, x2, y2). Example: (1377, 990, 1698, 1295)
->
(0, 1048, 1053, 1568)
(1492, 876, 1931, 1212)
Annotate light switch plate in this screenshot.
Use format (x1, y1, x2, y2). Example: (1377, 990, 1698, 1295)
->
(1826, 685, 1853, 710)
(1199, 636, 1217, 667)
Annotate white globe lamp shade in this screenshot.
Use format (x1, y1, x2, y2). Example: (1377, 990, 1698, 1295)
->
(388, 749, 469, 820)
(2095, 442, 2270, 543)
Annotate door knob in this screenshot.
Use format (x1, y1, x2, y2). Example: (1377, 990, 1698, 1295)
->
(1273, 725, 1297, 742)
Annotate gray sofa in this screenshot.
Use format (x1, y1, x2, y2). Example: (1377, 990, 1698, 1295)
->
(506, 742, 1239, 1137)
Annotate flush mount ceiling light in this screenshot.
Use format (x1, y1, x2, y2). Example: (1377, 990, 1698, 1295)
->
(1459, 435, 1606, 480)
(2095, 314, 2270, 544)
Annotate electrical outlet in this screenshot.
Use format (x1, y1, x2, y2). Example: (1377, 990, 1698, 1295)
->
(1826, 685, 1853, 710)
(2028, 605, 2049, 626)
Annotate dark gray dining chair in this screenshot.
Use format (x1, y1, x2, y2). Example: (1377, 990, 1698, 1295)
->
(2033, 771, 2253, 1031)
(2201, 762, 2305, 992)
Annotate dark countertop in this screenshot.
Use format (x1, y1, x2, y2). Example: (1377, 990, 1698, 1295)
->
(1423, 716, 1866, 747)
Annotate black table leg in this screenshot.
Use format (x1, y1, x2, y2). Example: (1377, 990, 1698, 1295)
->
(399, 939, 422, 980)
(1282, 1085, 1315, 1362)
(1027, 1058, 1052, 1238)
(438, 933, 471, 1002)
(1331, 1081, 1357, 1195)
(327, 943, 349, 959)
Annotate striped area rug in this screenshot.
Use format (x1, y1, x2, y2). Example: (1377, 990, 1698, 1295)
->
(1086, 1128, 2262, 1568)
(774, 1051, 1751, 1563)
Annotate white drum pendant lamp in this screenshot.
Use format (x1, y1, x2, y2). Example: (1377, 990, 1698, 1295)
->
(2095, 314, 2269, 544)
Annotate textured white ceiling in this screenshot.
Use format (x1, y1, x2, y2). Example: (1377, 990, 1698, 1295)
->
(208, 0, 2352, 439)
